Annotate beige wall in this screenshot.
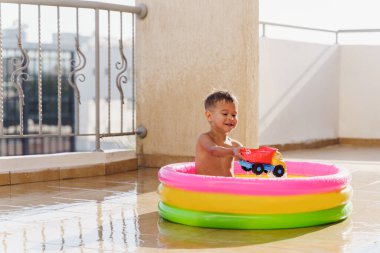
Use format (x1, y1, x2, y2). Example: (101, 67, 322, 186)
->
(136, 0, 259, 166)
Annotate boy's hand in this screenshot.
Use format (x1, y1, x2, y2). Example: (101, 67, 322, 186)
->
(233, 147, 244, 160)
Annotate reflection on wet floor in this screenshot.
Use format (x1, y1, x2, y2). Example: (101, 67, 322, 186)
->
(0, 145, 379, 252)
(155, 217, 352, 250)
(0, 170, 155, 252)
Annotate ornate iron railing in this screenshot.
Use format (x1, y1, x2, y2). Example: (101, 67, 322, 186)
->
(0, 0, 147, 155)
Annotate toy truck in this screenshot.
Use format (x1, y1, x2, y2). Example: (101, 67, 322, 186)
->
(238, 146, 286, 177)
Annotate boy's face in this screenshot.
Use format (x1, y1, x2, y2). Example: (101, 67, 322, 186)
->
(205, 101, 238, 134)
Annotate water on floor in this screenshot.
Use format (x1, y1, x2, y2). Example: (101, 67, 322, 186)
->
(0, 145, 379, 252)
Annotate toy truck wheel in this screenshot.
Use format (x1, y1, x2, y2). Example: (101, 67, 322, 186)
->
(252, 164, 264, 175)
(273, 165, 285, 177)
(241, 166, 251, 172)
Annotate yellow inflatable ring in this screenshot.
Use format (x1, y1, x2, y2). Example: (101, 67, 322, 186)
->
(159, 184, 353, 214)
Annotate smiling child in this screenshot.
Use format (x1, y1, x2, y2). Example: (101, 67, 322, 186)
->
(195, 90, 244, 177)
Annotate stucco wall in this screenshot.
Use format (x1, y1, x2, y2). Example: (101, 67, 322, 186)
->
(259, 38, 340, 145)
(136, 0, 259, 165)
(339, 45, 380, 139)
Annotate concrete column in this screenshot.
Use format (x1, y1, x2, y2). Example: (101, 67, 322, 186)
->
(136, 0, 259, 167)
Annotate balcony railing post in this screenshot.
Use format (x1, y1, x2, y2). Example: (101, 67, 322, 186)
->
(0, 3, 3, 136)
(94, 8, 102, 152)
(262, 23, 266, 37)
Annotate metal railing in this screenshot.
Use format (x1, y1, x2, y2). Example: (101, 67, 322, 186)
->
(0, 0, 147, 155)
(260, 21, 380, 44)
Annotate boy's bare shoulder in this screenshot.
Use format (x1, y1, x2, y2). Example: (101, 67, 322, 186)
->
(197, 132, 212, 142)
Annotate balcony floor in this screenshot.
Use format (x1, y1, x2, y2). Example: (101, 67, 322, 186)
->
(0, 144, 379, 252)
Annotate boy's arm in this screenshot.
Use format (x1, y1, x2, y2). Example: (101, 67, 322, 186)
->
(231, 139, 244, 160)
(198, 134, 243, 159)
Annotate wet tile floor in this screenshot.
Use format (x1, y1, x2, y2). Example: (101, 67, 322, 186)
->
(0, 144, 379, 252)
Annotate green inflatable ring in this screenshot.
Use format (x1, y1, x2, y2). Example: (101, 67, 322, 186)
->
(158, 201, 352, 229)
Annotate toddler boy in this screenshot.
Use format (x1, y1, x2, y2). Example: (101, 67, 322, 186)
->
(195, 90, 244, 177)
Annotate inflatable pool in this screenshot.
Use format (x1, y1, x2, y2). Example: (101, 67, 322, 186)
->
(158, 161, 352, 229)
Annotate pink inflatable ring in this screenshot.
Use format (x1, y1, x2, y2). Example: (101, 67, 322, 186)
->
(159, 161, 351, 196)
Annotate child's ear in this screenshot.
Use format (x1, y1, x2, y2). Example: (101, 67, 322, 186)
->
(205, 110, 212, 121)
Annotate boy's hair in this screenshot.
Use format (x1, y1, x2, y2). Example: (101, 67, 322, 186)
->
(204, 90, 238, 110)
